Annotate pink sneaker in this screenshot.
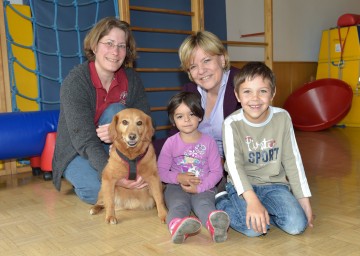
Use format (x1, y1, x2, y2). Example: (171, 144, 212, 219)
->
(206, 210, 230, 243)
(169, 217, 202, 244)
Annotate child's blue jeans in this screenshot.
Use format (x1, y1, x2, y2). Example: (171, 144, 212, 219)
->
(63, 103, 125, 204)
(215, 182, 308, 236)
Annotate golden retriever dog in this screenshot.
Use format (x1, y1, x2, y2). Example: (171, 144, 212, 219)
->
(89, 108, 167, 224)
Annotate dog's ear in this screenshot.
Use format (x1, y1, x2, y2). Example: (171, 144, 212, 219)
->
(143, 113, 155, 141)
(108, 114, 119, 141)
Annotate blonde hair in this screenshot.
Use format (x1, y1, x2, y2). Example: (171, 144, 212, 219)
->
(83, 17, 137, 67)
(178, 31, 230, 81)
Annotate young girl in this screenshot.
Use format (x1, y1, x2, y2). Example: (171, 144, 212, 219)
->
(158, 92, 230, 244)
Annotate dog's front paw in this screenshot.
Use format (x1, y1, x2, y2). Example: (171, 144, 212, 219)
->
(158, 208, 168, 224)
(89, 205, 104, 215)
(105, 216, 118, 225)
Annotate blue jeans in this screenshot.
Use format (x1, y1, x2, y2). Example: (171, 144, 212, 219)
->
(216, 183, 308, 237)
(63, 103, 125, 204)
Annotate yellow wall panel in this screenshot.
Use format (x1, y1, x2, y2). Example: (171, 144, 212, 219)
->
(7, 4, 38, 111)
(317, 26, 360, 127)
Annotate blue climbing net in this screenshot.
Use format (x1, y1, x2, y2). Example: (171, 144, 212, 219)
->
(3, 0, 119, 111)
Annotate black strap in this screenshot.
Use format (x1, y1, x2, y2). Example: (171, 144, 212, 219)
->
(115, 147, 148, 180)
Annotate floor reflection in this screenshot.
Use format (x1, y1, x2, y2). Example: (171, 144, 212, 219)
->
(296, 127, 352, 178)
(0, 172, 41, 189)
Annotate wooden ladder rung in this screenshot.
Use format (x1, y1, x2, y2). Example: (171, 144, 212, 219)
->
(155, 125, 172, 131)
(145, 87, 182, 92)
(151, 106, 167, 112)
(135, 68, 182, 72)
(131, 26, 193, 35)
(222, 40, 268, 47)
(130, 6, 193, 16)
(137, 47, 178, 53)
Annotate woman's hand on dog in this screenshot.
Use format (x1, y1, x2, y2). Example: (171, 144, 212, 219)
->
(115, 176, 148, 189)
(96, 124, 112, 143)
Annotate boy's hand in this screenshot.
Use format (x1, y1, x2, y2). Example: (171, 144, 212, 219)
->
(298, 197, 314, 228)
(243, 190, 270, 234)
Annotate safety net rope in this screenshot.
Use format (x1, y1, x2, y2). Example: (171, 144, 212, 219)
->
(3, 0, 118, 111)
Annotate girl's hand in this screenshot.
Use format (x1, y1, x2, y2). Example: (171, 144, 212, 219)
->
(180, 181, 198, 194)
(176, 172, 201, 186)
(96, 124, 112, 143)
(115, 176, 148, 189)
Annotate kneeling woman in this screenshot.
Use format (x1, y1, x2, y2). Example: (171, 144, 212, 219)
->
(53, 17, 150, 204)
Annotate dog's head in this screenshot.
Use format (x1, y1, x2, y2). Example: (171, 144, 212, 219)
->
(109, 108, 154, 153)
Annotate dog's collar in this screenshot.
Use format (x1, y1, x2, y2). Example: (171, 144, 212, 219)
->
(115, 146, 149, 180)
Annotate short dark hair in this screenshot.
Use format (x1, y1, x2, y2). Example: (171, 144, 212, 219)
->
(167, 92, 204, 125)
(234, 62, 276, 95)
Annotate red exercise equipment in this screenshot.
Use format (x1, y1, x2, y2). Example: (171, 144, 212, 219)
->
(283, 78, 353, 132)
(29, 132, 57, 180)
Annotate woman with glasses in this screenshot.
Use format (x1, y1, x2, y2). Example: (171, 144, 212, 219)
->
(53, 17, 150, 204)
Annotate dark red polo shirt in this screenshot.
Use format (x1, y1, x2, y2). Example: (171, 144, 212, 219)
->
(89, 61, 128, 125)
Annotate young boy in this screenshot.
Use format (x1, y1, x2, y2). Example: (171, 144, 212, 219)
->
(216, 62, 314, 237)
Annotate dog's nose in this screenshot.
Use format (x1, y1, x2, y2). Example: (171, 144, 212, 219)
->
(129, 134, 137, 140)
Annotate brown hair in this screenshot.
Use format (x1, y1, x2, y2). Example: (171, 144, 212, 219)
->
(234, 62, 276, 95)
(83, 17, 137, 67)
(167, 92, 204, 126)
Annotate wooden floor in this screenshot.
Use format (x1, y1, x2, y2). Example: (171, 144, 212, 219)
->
(1, 127, 360, 256)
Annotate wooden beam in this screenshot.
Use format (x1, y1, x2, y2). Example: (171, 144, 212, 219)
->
(118, 0, 130, 23)
(264, 0, 273, 69)
(192, 0, 204, 31)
